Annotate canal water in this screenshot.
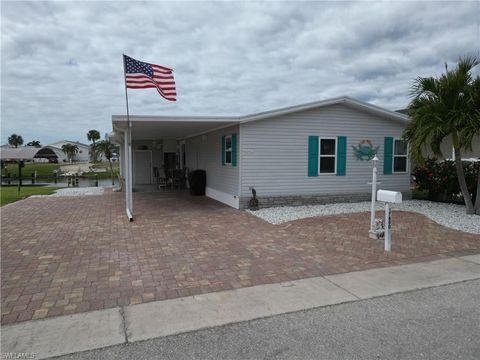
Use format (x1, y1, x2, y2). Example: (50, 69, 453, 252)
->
(2, 177, 117, 188)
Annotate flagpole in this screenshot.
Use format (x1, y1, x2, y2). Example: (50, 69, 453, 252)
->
(122, 54, 133, 222)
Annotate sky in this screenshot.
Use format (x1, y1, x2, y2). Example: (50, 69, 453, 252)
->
(1, 1, 479, 145)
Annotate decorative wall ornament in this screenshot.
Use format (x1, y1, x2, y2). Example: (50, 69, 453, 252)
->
(352, 140, 379, 161)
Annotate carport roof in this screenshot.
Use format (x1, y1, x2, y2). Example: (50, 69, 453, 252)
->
(112, 116, 238, 140)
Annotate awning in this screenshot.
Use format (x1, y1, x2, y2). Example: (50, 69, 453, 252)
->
(111, 115, 239, 140)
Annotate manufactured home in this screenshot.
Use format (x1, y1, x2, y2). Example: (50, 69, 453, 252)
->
(110, 96, 411, 210)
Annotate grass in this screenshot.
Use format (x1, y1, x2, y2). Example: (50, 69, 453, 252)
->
(4, 162, 60, 177)
(3, 161, 120, 179)
(0, 186, 61, 206)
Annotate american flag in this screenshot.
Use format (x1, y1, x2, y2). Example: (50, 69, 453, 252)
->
(124, 55, 177, 101)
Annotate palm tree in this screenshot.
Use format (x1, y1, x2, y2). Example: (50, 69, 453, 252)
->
(403, 55, 480, 214)
(26, 140, 42, 147)
(93, 140, 118, 185)
(87, 130, 101, 162)
(61, 144, 79, 163)
(8, 134, 24, 148)
(459, 73, 480, 213)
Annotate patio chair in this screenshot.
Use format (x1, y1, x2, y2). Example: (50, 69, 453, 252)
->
(164, 167, 174, 189)
(154, 167, 167, 190)
(172, 169, 183, 189)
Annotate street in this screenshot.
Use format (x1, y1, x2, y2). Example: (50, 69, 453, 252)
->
(55, 279, 480, 360)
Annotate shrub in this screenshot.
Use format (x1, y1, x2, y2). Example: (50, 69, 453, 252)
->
(412, 159, 479, 203)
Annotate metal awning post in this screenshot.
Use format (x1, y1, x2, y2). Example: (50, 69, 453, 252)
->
(17, 160, 22, 193)
(127, 123, 133, 220)
(123, 127, 133, 222)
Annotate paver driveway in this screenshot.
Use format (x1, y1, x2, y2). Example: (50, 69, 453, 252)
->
(1, 190, 479, 325)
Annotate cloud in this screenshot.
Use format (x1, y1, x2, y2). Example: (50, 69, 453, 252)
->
(1, 1, 479, 144)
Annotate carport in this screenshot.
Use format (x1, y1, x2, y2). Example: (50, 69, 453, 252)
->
(110, 115, 239, 220)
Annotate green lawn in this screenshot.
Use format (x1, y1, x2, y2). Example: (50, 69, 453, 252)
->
(4, 163, 60, 177)
(0, 186, 61, 206)
(3, 162, 119, 179)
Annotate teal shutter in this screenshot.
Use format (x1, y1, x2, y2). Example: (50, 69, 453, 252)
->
(221, 135, 225, 165)
(336, 136, 347, 176)
(231, 133, 237, 167)
(384, 137, 393, 174)
(308, 136, 319, 177)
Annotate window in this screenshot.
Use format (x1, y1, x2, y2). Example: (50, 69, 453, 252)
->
(319, 138, 336, 174)
(393, 139, 408, 173)
(224, 135, 232, 165)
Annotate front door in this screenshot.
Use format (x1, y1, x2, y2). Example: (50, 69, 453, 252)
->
(134, 150, 152, 185)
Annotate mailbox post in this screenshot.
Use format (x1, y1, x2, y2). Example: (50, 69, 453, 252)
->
(377, 190, 402, 251)
(368, 155, 381, 239)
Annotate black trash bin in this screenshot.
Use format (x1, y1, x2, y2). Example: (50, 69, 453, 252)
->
(189, 169, 206, 195)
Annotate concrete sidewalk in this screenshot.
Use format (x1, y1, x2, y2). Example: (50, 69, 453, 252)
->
(2, 255, 480, 359)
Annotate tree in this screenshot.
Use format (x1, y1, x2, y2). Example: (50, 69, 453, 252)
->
(26, 140, 42, 147)
(93, 140, 118, 185)
(459, 73, 480, 213)
(8, 134, 23, 148)
(87, 130, 101, 162)
(403, 55, 480, 214)
(61, 144, 79, 163)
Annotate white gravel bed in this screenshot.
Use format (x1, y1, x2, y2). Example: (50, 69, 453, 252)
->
(246, 200, 480, 234)
(51, 187, 104, 196)
(30, 187, 105, 198)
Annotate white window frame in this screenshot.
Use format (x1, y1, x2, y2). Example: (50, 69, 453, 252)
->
(224, 135, 232, 166)
(318, 137, 337, 175)
(393, 138, 408, 174)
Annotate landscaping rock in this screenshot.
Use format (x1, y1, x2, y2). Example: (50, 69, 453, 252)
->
(247, 200, 480, 234)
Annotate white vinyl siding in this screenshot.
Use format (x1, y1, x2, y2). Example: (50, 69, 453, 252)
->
(185, 125, 239, 196)
(239, 104, 410, 197)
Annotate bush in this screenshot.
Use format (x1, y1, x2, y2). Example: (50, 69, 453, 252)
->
(412, 159, 479, 203)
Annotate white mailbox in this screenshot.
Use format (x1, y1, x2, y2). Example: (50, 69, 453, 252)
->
(376, 189, 402, 252)
(377, 190, 402, 203)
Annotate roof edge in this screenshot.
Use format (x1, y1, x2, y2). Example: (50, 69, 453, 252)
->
(239, 96, 409, 124)
(111, 96, 409, 125)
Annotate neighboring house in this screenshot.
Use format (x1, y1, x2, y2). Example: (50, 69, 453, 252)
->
(419, 135, 480, 162)
(111, 96, 411, 209)
(42, 140, 90, 163)
(396, 109, 480, 162)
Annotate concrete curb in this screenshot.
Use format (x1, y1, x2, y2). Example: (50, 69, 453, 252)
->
(2, 255, 479, 359)
(0, 308, 124, 359)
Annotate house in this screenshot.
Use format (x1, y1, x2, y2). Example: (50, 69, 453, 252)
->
(396, 108, 480, 162)
(110, 96, 411, 211)
(421, 135, 480, 162)
(40, 140, 91, 163)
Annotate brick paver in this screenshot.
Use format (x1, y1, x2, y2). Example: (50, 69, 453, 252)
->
(1, 190, 479, 324)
